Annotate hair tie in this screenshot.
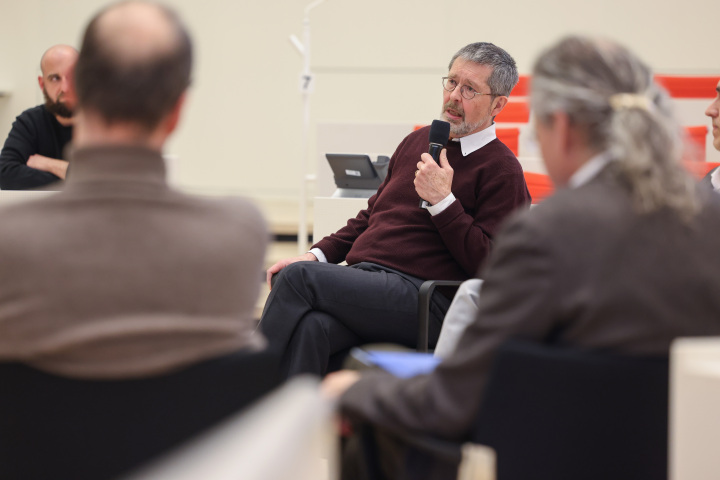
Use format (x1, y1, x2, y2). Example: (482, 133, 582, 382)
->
(609, 93, 652, 112)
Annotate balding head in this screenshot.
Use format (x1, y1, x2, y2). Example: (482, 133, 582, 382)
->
(38, 45, 79, 122)
(75, 1, 192, 130)
(40, 45, 78, 76)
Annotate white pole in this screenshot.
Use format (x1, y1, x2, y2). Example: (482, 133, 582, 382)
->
(292, 0, 326, 254)
(298, 16, 311, 254)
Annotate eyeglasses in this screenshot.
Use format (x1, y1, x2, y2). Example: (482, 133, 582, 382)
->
(442, 77, 495, 100)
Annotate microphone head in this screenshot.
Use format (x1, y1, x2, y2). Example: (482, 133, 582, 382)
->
(429, 120, 451, 146)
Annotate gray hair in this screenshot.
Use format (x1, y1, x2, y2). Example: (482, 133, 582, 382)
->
(449, 42, 518, 97)
(531, 36, 700, 220)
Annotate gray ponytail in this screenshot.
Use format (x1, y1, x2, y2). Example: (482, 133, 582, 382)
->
(531, 36, 700, 220)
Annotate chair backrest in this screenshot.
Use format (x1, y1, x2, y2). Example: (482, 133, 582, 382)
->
(123, 376, 337, 480)
(0, 349, 281, 480)
(471, 340, 669, 480)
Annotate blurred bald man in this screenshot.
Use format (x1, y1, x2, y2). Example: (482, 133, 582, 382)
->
(0, 1, 268, 379)
(0, 45, 78, 189)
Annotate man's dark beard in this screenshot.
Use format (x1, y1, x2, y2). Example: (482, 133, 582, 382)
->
(43, 89, 73, 119)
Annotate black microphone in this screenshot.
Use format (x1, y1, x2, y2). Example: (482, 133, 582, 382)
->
(428, 119, 451, 164)
(419, 120, 451, 207)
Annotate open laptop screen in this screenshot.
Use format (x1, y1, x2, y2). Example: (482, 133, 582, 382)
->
(326, 153, 383, 190)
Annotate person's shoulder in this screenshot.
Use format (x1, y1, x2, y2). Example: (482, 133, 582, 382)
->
(702, 165, 720, 191)
(521, 176, 630, 234)
(408, 124, 431, 137)
(486, 137, 515, 155)
(699, 186, 720, 217)
(384, 126, 430, 161)
(473, 138, 523, 175)
(398, 125, 430, 146)
(491, 184, 606, 258)
(0, 191, 61, 229)
(12, 105, 50, 128)
(16, 105, 47, 120)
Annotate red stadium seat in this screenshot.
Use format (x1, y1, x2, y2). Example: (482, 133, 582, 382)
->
(524, 171, 554, 204)
(511, 75, 531, 97)
(654, 76, 720, 98)
(683, 126, 708, 163)
(496, 127, 520, 155)
(495, 101, 530, 123)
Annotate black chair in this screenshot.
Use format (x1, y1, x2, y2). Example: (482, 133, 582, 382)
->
(357, 339, 670, 480)
(416, 279, 463, 352)
(0, 349, 281, 480)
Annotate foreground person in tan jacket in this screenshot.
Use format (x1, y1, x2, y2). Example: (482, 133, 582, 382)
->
(0, 1, 268, 379)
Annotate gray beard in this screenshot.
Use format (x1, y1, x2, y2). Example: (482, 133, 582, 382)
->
(449, 119, 482, 137)
(442, 111, 482, 137)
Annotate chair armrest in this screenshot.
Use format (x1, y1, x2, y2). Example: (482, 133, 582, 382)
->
(417, 280, 463, 352)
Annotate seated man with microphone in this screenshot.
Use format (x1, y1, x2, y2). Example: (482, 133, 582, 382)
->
(260, 42, 531, 378)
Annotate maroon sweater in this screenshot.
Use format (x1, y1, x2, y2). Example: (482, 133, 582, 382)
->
(314, 125, 531, 280)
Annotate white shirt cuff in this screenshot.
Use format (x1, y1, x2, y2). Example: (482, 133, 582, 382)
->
(309, 247, 327, 263)
(425, 193, 456, 216)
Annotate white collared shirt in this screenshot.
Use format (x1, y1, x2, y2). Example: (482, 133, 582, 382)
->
(710, 167, 720, 191)
(454, 123, 498, 157)
(568, 152, 613, 189)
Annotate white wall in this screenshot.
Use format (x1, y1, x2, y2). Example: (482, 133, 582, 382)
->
(1, 0, 719, 225)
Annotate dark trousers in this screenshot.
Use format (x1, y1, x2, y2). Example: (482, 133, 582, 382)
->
(259, 261, 451, 378)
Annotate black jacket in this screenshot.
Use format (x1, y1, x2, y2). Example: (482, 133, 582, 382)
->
(0, 105, 72, 190)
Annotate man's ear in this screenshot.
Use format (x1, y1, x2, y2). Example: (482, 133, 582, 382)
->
(164, 91, 187, 135)
(490, 95, 509, 118)
(38, 75, 44, 92)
